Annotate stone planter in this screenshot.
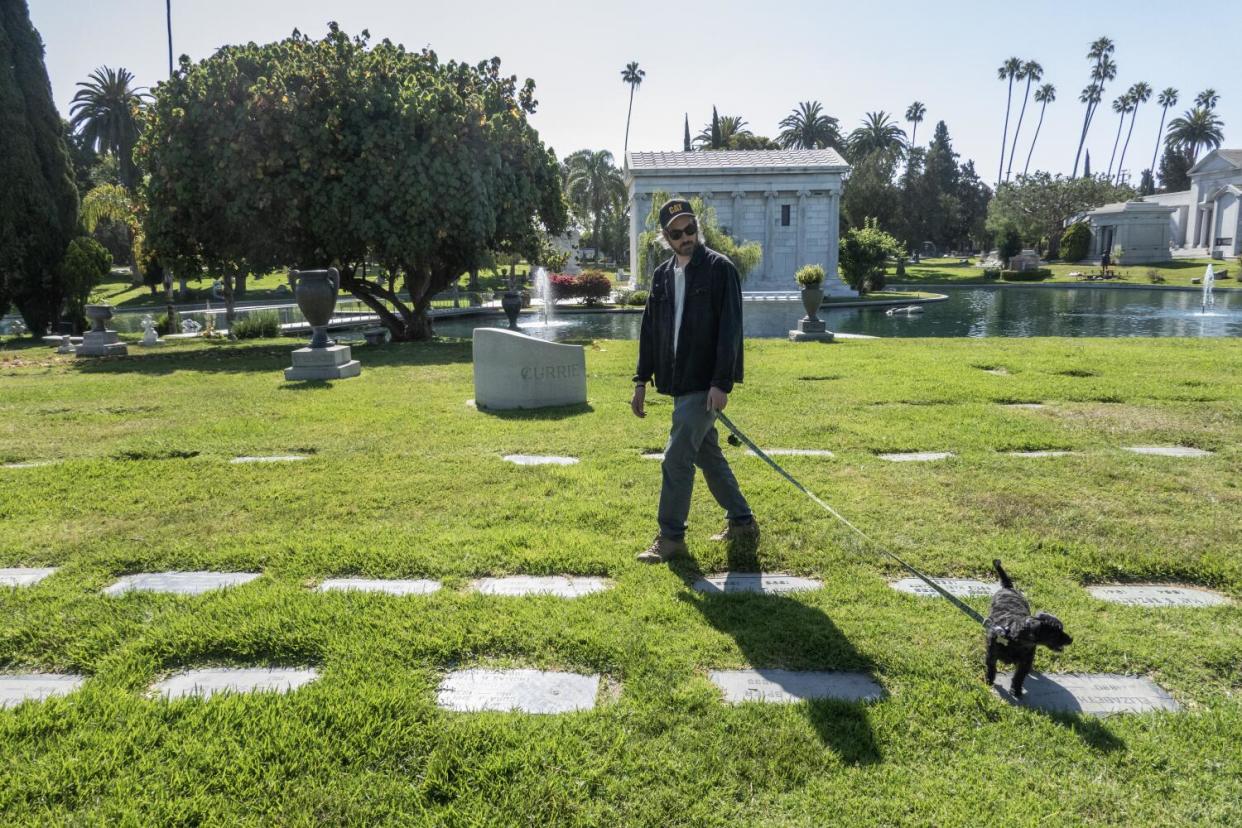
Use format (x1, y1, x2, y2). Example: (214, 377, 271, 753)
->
(290, 267, 339, 348)
(800, 286, 824, 322)
(84, 304, 113, 333)
(501, 292, 522, 330)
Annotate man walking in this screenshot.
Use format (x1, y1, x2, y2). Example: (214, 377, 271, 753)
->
(631, 198, 758, 563)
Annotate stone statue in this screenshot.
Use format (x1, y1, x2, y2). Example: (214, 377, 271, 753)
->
(139, 314, 164, 347)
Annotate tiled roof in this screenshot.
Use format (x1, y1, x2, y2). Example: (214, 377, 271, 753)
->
(628, 149, 849, 172)
(1218, 149, 1242, 166)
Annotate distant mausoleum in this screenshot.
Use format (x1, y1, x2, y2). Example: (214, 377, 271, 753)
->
(1087, 148, 1242, 263)
(625, 150, 852, 294)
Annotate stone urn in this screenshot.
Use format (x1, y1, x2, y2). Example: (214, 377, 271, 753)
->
(501, 291, 522, 330)
(800, 286, 824, 323)
(290, 267, 339, 348)
(84, 304, 114, 333)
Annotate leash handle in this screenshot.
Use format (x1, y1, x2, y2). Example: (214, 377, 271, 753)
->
(715, 411, 988, 627)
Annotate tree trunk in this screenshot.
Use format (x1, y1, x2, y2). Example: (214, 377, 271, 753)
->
(1150, 107, 1169, 178)
(235, 272, 248, 297)
(1007, 78, 1033, 180)
(998, 78, 1014, 187)
(468, 267, 479, 291)
(1107, 112, 1126, 178)
(223, 268, 236, 331)
(1023, 104, 1047, 176)
(1116, 109, 1139, 185)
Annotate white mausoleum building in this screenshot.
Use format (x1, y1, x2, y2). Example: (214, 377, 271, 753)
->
(625, 149, 852, 294)
(1087, 148, 1242, 263)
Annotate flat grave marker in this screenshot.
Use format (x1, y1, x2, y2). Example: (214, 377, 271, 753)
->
(877, 451, 955, 462)
(745, 448, 835, 457)
(2, 460, 59, 469)
(641, 452, 665, 460)
(436, 669, 599, 714)
(710, 670, 885, 704)
(104, 571, 261, 596)
(502, 454, 579, 466)
(1002, 403, 1047, 410)
(994, 672, 1180, 715)
(1123, 446, 1212, 458)
(890, 578, 998, 598)
(318, 578, 442, 596)
(0, 674, 86, 708)
(152, 667, 319, 700)
(692, 573, 822, 595)
(1003, 450, 1075, 458)
(0, 567, 58, 588)
(1087, 584, 1231, 607)
(472, 576, 609, 598)
(231, 455, 308, 464)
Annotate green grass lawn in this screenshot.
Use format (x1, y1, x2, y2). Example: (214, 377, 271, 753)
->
(891, 256, 1239, 289)
(1, 335, 1239, 824)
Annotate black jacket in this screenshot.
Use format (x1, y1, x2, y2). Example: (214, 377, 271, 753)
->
(633, 244, 744, 396)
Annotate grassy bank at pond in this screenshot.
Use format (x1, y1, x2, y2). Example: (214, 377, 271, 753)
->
(890, 256, 1236, 288)
(1, 336, 1239, 824)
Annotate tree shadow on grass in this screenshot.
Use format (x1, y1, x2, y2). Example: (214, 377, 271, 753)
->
(69, 340, 473, 375)
(670, 555, 883, 765)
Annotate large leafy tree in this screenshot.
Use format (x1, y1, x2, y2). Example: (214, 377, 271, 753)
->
(1073, 37, 1115, 177)
(69, 66, 147, 190)
(1115, 81, 1151, 185)
(841, 150, 900, 231)
(620, 61, 644, 162)
(848, 111, 906, 159)
(1165, 106, 1225, 163)
(1149, 87, 1178, 177)
(987, 172, 1134, 256)
(564, 149, 625, 261)
(0, 0, 80, 331)
(1022, 83, 1056, 176)
(1006, 60, 1041, 181)
(1157, 145, 1194, 192)
(779, 100, 843, 151)
(140, 24, 565, 340)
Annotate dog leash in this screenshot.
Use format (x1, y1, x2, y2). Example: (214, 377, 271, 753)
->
(715, 411, 988, 628)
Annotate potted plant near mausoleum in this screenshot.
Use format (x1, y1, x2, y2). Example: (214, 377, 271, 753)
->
(795, 264, 826, 323)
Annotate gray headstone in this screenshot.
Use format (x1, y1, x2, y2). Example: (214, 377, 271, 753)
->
(745, 448, 835, 457)
(692, 573, 822, 594)
(436, 669, 599, 713)
(890, 578, 998, 598)
(994, 672, 1180, 715)
(152, 667, 319, 700)
(1087, 584, 1231, 607)
(1004, 450, 1074, 458)
(104, 571, 261, 596)
(1123, 446, 1212, 458)
(472, 576, 610, 598)
(0, 567, 58, 587)
(0, 673, 86, 708)
(472, 328, 586, 411)
(502, 454, 579, 466)
(710, 670, 885, 704)
(878, 452, 954, 462)
(318, 578, 442, 596)
(230, 455, 308, 464)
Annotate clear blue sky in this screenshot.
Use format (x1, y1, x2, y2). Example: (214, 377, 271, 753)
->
(30, 0, 1239, 185)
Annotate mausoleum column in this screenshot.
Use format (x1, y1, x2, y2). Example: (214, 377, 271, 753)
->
(827, 190, 841, 279)
(630, 192, 649, 286)
(764, 190, 776, 280)
(731, 190, 745, 235)
(796, 189, 810, 271)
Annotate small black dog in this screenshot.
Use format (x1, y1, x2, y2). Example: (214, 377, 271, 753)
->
(985, 559, 1073, 697)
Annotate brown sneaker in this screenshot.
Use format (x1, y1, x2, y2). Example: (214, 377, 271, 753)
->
(710, 519, 760, 543)
(636, 534, 688, 563)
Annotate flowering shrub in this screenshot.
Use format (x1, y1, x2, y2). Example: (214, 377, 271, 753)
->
(547, 271, 613, 305)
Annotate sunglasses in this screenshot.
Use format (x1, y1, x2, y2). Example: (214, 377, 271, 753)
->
(666, 222, 698, 241)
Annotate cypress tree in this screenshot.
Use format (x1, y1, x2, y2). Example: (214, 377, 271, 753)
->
(683, 113, 691, 152)
(0, 0, 79, 331)
(710, 106, 721, 150)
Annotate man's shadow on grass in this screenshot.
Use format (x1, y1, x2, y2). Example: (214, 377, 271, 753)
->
(993, 683, 1127, 753)
(669, 553, 882, 766)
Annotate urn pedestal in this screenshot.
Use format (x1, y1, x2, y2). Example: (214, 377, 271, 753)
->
(284, 268, 361, 380)
(789, 286, 834, 342)
(501, 292, 523, 330)
(76, 305, 128, 357)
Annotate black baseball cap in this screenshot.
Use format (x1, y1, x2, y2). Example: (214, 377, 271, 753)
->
(658, 198, 695, 231)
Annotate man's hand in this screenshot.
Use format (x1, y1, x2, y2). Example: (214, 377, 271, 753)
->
(706, 386, 728, 412)
(631, 384, 646, 418)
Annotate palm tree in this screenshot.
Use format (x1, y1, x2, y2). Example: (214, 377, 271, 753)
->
(847, 111, 907, 159)
(904, 101, 926, 147)
(165, 0, 173, 76)
(996, 57, 1022, 184)
(695, 114, 751, 149)
(1194, 89, 1219, 110)
(1149, 87, 1178, 176)
(778, 100, 843, 151)
(1073, 37, 1115, 177)
(1006, 60, 1042, 180)
(1165, 107, 1225, 164)
(1115, 81, 1151, 185)
(1106, 94, 1133, 178)
(620, 62, 645, 164)
(69, 66, 148, 190)
(564, 150, 626, 261)
(1023, 83, 1056, 176)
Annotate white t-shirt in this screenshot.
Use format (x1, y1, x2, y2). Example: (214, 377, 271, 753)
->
(672, 263, 686, 355)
